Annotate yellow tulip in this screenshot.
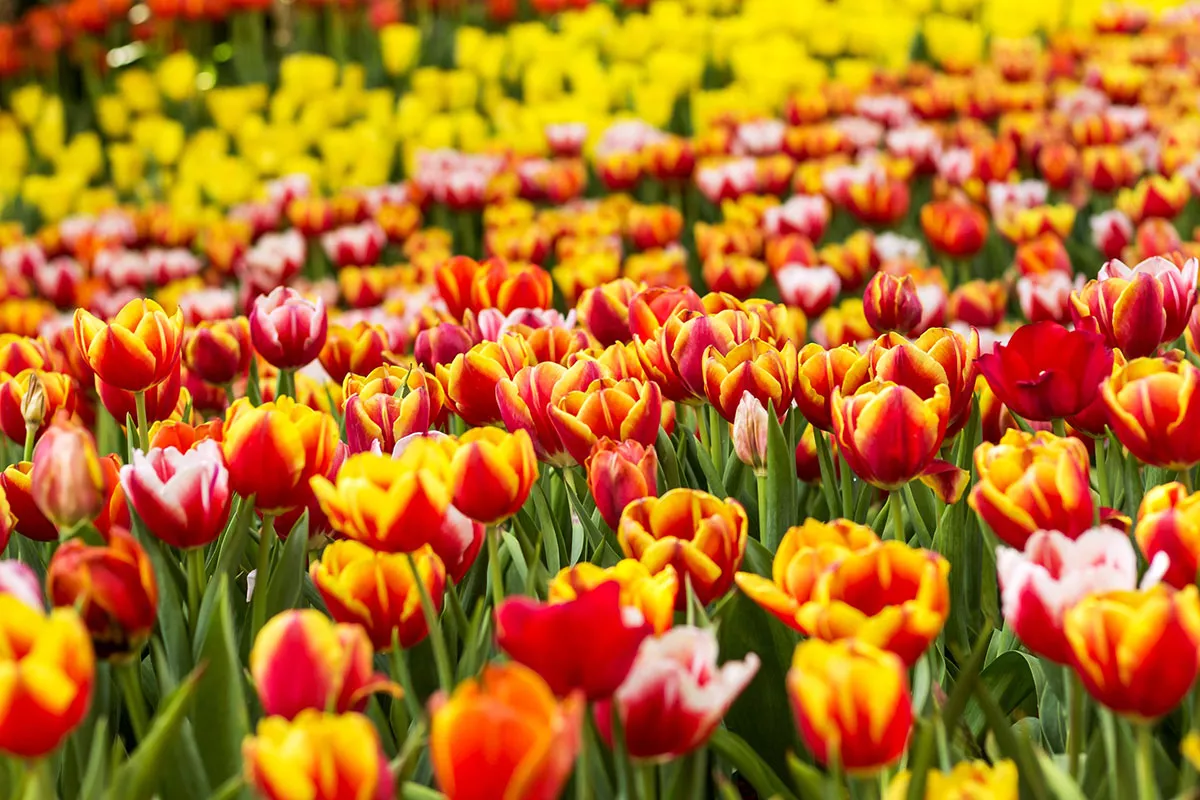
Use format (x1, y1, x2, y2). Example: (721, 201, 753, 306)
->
(11, 84, 44, 129)
(116, 69, 161, 113)
(444, 71, 478, 111)
(380, 24, 421, 76)
(923, 14, 984, 72)
(108, 144, 145, 193)
(279, 54, 338, 93)
(76, 188, 119, 215)
(157, 51, 199, 102)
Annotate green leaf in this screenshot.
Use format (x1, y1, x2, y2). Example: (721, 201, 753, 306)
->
(1038, 751, 1088, 800)
(106, 668, 204, 800)
(682, 428, 728, 497)
(965, 651, 1039, 740)
(784, 752, 826, 800)
(741, 537, 774, 578)
(656, 427, 682, 490)
(77, 717, 112, 800)
(265, 512, 310, 619)
(191, 575, 252, 790)
(715, 591, 801, 779)
(764, 410, 797, 551)
(501, 531, 529, 585)
(709, 729, 799, 800)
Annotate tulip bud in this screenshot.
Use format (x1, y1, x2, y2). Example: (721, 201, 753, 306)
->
(30, 415, 104, 530)
(47, 527, 158, 660)
(862, 272, 922, 334)
(732, 392, 769, 475)
(249, 286, 328, 370)
(20, 371, 45, 434)
(585, 438, 658, 530)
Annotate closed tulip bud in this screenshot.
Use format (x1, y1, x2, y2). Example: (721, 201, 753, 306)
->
(414, 322, 475, 374)
(586, 438, 659, 531)
(47, 527, 157, 660)
(577, 278, 640, 346)
(862, 272, 922, 335)
(250, 609, 399, 719)
(184, 317, 251, 386)
(311, 541, 447, 651)
(449, 428, 538, 525)
(548, 559, 677, 635)
(595, 626, 759, 761)
(831, 381, 950, 490)
(31, 416, 104, 531)
(732, 392, 769, 475)
(618, 489, 747, 607)
(0, 334, 50, 375)
(0, 596, 94, 757)
(1103, 357, 1200, 469)
(0, 369, 76, 444)
(887, 761, 1018, 800)
(1065, 585, 1200, 720)
(430, 662, 583, 800)
(249, 287, 328, 370)
(971, 430, 1094, 548)
(1082, 145, 1141, 193)
(73, 298, 183, 392)
(977, 321, 1113, 421)
(244, 711, 393, 800)
(1137, 483, 1200, 589)
(920, 199, 988, 258)
(119, 440, 231, 550)
(788, 639, 913, 773)
(997, 527, 1139, 664)
(497, 581, 651, 700)
(1091, 209, 1135, 260)
(736, 518, 879, 627)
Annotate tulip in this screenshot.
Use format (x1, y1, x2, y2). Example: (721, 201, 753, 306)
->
(318, 322, 390, 385)
(0, 461, 57, 542)
(701, 338, 795, 422)
(0, 560, 41, 610)
(0, 333, 50, 375)
(1071, 267, 1193, 360)
(119, 440, 231, 550)
(414, 322, 475, 376)
(496, 361, 603, 467)
(793, 343, 861, 432)
(920, 200, 988, 258)
(1091, 209, 1134, 260)
(735, 518, 879, 629)
(547, 377, 663, 466)
(1014, 233, 1072, 277)
(73, 298, 183, 392)
(0, 596, 94, 758)
(148, 418, 224, 452)
(862, 272, 922, 335)
(787, 639, 913, 772)
(344, 381, 434, 456)
(30, 416, 104, 531)
(496, 581, 651, 700)
(627, 285, 704, 341)
(446, 334, 532, 427)
(1103, 357, 1200, 469)
(96, 359, 186, 427)
(831, 381, 950, 490)
(948, 280, 1007, 328)
(668, 309, 760, 400)
(577, 278, 640, 346)
(996, 528, 1139, 664)
(548, 559, 677, 635)
(976, 321, 1113, 421)
(1017, 271, 1081, 323)
(1136, 483, 1200, 589)
(47, 527, 158, 660)
(1065, 585, 1200, 720)
(222, 395, 338, 514)
(971, 430, 1094, 549)
(429, 662, 582, 800)
(184, 316, 251, 387)
(887, 761, 1019, 800)
(249, 286, 328, 370)
(618, 489, 747, 607)
(732, 392, 769, 475)
(775, 264, 841, 317)
(243, 711, 393, 800)
(448, 427, 538, 526)
(595, 626, 759, 761)
(1118, 173, 1190, 223)
(250, 609, 399, 719)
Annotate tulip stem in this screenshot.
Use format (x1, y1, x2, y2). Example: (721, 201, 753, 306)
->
(576, 707, 594, 800)
(1066, 666, 1083, 781)
(117, 661, 151, 742)
(250, 515, 275, 639)
(1181, 468, 1195, 494)
(638, 765, 658, 800)
(186, 547, 206, 629)
(22, 423, 35, 463)
(405, 551, 455, 694)
(18, 758, 53, 800)
(1095, 437, 1110, 511)
(389, 629, 423, 727)
(276, 369, 296, 401)
(134, 391, 150, 452)
(708, 404, 723, 473)
(756, 473, 769, 545)
(1136, 723, 1157, 800)
(1052, 417, 1067, 438)
(486, 525, 505, 609)
(888, 491, 904, 542)
(1100, 709, 1124, 800)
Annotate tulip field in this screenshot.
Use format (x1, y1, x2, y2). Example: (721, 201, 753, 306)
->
(8, 0, 1200, 797)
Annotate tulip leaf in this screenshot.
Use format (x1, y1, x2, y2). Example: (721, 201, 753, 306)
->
(531, 483, 562, 575)
(76, 717, 111, 800)
(682, 428, 728, 498)
(709, 729, 799, 800)
(763, 409, 796, 552)
(191, 575, 252, 790)
(784, 752, 826, 800)
(501, 530, 529, 586)
(964, 651, 1039, 741)
(245, 354, 262, 406)
(265, 511, 309, 619)
(714, 591, 801, 780)
(969, 667, 1051, 800)
(129, 516, 193, 686)
(1037, 751, 1088, 800)
(656, 428, 682, 490)
(106, 668, 203, 800)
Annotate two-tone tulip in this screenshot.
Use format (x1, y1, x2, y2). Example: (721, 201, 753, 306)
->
(862, 272, 922, 335)
(701, 338, 795, 422)
(920, 199, 988, 258)
(586, 438, 659, 531)
(547, 377, 662, 465)
(1136, 483, 1200, 589)
(548, 559, 677, 636)
(249, 286, 328, 371)
(446, 334, 531, 427)
(0, 369, 77, 444)
(343, 372, 435, 456)
(970, 430, 1094, 548)
(577, 278, 640, 346)
(831, 381, 951, 490)
(496, 361, 604, 467)
(618, 489, 747, 607)
(47, 527, 158, 660)
(793, 343, 861, 431)
(449, 428, 538, 525)
(1103, 357, 1200, 469)
(244, 711, 393, 800)
(73, 298, 183, 392)
(1071, 256, 1199, 358)
(887, 761, 1018, 800)
(30, 416, 104, 531)
(184, 317, 251, 387)
(119, 440, 231, 550)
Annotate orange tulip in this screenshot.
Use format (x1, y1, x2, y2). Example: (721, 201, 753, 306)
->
(449, 428, 538, 525)
(497, 360, 605, 467)
(793, 343, 860, 432)
(920, 200, 988, 258)
(447, 334, 532, 427)
(577, 278, 641, 346)
(310, 540, 447, 651)
(735, 518, 879, 628)
(831, 381, 951, 490)
(222, 397, 340, 514)
(0, 333, 50, 374)
(788, 639, 913, 773)
(469, 260, 554, 315)
(547, 377, 663, 465)
(1135, 482, 1200, 590)
(618, 488, 747, 607)
(47, 527, 158, 660)
(701, 338, 795, 422)
(430, 662, 583, 800)
(318, 322, 391, 385)
(0, 596, 94, 758)
(1103, 357, 1200, 469)
(73, 298, 183, 392)
(243, 711, 392, 800)
(1065, 586, 1200, 720)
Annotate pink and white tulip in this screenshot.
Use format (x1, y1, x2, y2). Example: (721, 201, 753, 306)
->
(249, 286, 328, 370)
(120, 440, 232, 550)
(776, 264, 841, 317)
